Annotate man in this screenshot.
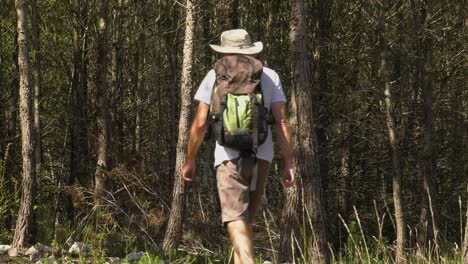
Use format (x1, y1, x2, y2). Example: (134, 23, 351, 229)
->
(182, 29, 295, 264)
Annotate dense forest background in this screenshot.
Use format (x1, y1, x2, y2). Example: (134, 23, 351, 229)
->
(0, 0, 467, 263)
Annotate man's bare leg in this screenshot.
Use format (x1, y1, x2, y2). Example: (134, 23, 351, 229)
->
(226, 220, 255, 264)
(248, 160, 270, 224)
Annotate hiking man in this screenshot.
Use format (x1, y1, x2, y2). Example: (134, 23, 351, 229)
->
(182, 29, 295, 264)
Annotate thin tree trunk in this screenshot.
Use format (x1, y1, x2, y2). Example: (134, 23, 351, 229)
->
(408, 0, 440, 253)
(13, 0, 36, 248)
(167, 5, 181, 186)
(94, 0, 111, 204)
(111, 0, 125, 163)
(314, 0, 331, 234)
(29, 0, 42, 242)
(163, 0, 196, 252)
(420, 27, 439, 248)
(281, 0, 329, 262)
(31, 0, 42, 177)
(135, 0, 146, 154)
(131, 10, 140, 155)
(379, 8, 406, 263)
(0, 28, 4, 152)
(338, 145, 350, 220)
(230, 0, 239, 28)
(463, 194, 468, 264)
(69, 0, 90, 192)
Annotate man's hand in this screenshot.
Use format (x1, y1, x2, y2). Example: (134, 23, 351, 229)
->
(282, 163, 295, 188)
(182, 159, 196, 182)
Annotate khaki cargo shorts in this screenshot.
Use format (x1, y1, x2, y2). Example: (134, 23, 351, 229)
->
(216, 157, 270, 224)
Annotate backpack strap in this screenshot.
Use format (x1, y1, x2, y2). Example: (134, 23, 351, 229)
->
(251, 93, 259, 154)
(237, 151, 258, 191)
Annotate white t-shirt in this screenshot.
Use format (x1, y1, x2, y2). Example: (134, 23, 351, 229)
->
(194, 67, 287, 166)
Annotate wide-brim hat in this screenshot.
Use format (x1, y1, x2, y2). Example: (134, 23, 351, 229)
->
(209, 29, 263, 55)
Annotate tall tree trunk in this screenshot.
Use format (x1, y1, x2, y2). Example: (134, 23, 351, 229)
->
(69, 0, 90, 190)
(379, 7, 406, 263)
(111, 0, 125, 163)
(94, 0, 111, 204)
(30, 0, 42, 177)
(413, 2, 440, 252)
(230, 0, 239, 28)
(420, 24, 439, 248)
(29, 0, 42, 242)
(314, 0, 331, 234)
(464, 194, 468, 264)
(167, 5, 181, 187)
(163, 0, 197, 252)
(134, 0, 147, 155)
(13, 0, 36, 248)
(282, 0, 329, 262)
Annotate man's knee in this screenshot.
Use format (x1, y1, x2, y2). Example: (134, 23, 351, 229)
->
(226, 219, 248, 234)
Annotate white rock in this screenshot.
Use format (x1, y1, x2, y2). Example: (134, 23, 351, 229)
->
(69, 242, 91, 256)
(262, 261, 273, 264)
(0, 245, 11, 254)
(7, 247, 19, 257)
(26, 245, 40, 255)
(126, 251, 145, 262)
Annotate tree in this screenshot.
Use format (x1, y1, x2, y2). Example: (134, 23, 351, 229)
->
(163, 0, 197, 252)
(464, 195, 468, 264)
(410, 0, 440, 253)
(69, 0, 91, 187)
(378, 3, 406, 262)
(283, 0, 329, 262)
(30, 0, 42, 176)
(12, 0, 36, 248)
(94, 0, 111, 204)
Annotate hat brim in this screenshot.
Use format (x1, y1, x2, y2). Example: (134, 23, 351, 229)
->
(209, 41, 263, 55)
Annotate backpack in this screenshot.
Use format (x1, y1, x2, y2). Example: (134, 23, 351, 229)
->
(208, 55, 270, 154)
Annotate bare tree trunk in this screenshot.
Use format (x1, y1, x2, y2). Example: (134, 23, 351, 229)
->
(281, 0, 329, 262)
(230, 0, 239, 28)
(379, 8, 406, 263)
(464, 194, 468, 264)
(314, 0, 331, 232)
(163, 0, 196, 252)
(414, 3, 440, 253)
(13, 0, 36, 248)
(31, 0, 42, 176)
(420, 27, 440, 248)
(69, 0, 90, 190)
(338, 146, 350, 219)
(111, 0, 125, 163)
(134, 0, 147, 155)
(29, 0, 42, 243)
(94, 0, 111, 204)
(0, 29, 4, 151)
(167, 5, 181, 186)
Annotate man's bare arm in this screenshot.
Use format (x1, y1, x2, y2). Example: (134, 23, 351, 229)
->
(271, 102, 295, 187)
(182, 102, 210, 181)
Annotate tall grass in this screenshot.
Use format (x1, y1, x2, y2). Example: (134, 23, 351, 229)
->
(257, 201, 464, 264)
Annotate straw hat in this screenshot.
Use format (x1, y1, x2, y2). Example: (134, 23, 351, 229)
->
(209, 29, 263, 55)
